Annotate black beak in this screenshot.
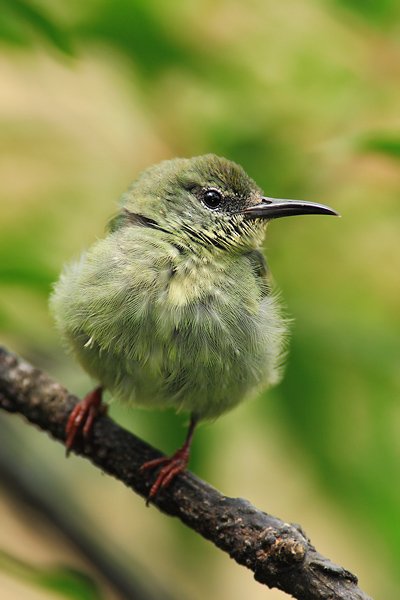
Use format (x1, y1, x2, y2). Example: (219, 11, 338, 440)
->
(243, 197, 339, 220)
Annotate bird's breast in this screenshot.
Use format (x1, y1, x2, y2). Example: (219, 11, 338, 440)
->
(54, 236, 285, 419)
(166, 256, 222, 307)
(164, 253, 259, 315)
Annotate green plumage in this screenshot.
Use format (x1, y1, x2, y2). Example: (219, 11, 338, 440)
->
(50, 155, 288, 420)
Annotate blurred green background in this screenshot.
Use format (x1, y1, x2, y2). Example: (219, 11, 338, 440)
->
(0, 1, 399, 598)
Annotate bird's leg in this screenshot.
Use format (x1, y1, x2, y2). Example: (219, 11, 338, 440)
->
(140, 415, 198, 502)
(65, 386, 106, 455)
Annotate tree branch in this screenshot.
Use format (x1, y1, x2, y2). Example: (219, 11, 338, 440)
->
(0, 347, 372, 600)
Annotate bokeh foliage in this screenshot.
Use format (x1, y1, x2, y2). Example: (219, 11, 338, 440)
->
(0, 1, 399, 598)
(0, 551, 102, 600)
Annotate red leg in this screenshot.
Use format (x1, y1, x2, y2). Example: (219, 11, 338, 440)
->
(140, 415, 197, 503)
(65, 386, 105, 455)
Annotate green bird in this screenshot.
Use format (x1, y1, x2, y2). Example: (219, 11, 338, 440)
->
(50, 154, 337, 499)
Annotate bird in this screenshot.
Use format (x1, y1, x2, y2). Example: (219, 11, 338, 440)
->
(50, 154, 337, 500)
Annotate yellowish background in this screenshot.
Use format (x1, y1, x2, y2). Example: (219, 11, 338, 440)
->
(0, 1, 399, 598)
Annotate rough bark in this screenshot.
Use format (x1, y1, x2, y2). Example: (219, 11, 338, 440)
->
(0, 347, 373, 600)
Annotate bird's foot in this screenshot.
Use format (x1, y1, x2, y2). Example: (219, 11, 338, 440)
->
(140, 446, 190, 504)
(65, 386, 105, 455)
(141, 415, 197, 504)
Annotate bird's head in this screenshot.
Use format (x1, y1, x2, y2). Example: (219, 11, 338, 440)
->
(117, 154, 337, 254)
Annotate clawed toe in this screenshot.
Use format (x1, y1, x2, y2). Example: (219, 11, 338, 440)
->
(142, 454, 188, 505)
(140, 456, 170, 472)
(141, 416, 197, 505)
(65, 387, 103, 455)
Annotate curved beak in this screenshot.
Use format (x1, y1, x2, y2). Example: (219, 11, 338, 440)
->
(243, 197, 339, 220)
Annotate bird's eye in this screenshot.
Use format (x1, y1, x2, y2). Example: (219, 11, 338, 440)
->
(203, 188, 223, 210)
